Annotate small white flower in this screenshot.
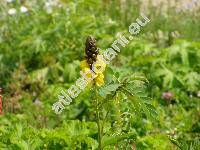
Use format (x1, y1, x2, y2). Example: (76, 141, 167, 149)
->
(45, 2, 51, 7)
(44, 2, 53, 14)
(20, 6, 28, 13)
(8, 8, 17, 15)
(197, 91, 200, 97)
(46, 7, 53, 14)
(34, 98, 42, 106)
(6, 0, 14, 3)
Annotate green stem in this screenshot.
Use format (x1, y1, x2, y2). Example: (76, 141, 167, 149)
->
(95, 87, 103, 150)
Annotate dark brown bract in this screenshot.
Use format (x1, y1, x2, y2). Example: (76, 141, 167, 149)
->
(85, 36, 99, 69)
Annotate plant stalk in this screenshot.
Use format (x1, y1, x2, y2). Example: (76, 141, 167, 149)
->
(95, 87, 103, 150)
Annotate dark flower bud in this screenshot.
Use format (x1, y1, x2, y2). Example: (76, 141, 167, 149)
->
(85, 36, 99, 69)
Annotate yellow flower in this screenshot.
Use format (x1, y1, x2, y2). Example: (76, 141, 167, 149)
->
(97, 55, 106, 68)
(80, 55, 106, 87)
(80, 60, 94, 87)
(80, 60, 89, 70)
(95, 73, 104, 86)
(83, 67, 97, 80)
(93, 55, 106, 74)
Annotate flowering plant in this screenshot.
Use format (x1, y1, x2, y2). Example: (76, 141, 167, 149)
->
(79, 36, 157, 149)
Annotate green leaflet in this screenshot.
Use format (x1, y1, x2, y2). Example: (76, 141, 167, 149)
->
(99, 83, 121, 98)
(102, 133, 136, 148)
(126, 90, 158, 120)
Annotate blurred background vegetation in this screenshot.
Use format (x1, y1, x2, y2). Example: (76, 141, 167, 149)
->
(0, 0, 200, 149)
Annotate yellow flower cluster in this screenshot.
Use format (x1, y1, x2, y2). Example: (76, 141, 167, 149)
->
(80, 55, 106, 86)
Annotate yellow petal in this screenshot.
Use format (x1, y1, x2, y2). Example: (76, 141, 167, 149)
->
(82, 68, 97, 81)
(95, 73, 104, 86)
(80, 60, 89, 70)
(93, 56, 106, 73)
(97, 55, 106, 68)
